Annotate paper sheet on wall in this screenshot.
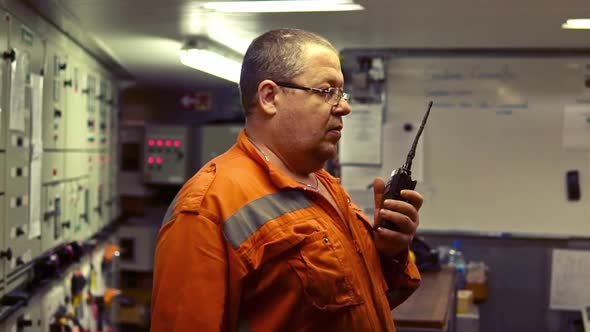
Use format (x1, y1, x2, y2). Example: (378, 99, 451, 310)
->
(340, 103, 383, 165)
(563, 105, 590, 150)
(28, 73, 43, 239)
(341, 165, 382, 191)
(382, 121, 424, 182)
(550, 249, 590, 311)
(9, 49, 28, 132)
(347, 188, 375, 223)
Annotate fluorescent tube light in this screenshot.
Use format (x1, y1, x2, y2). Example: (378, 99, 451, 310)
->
(202, 0, 364, 13)
(561, 19, 590, 29)
(179, 37, 243, 83)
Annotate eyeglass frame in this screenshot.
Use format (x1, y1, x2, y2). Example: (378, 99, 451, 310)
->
(273, 81, 350, 106)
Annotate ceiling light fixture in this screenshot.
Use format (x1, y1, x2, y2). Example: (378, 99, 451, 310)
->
(179, 37, 243, 83)
(561, 19, 590, 29)
(201, 0, 364, 13)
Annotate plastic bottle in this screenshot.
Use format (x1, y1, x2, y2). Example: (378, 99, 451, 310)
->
(449, 240, 466, 289)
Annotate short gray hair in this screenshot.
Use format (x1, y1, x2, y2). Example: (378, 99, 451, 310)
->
(239, 28, 336, 116)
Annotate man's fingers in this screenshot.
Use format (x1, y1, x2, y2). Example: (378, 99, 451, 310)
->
(380, 200, 419, 227)
(373, 177, 385, 222)
(374, 227, 412, 256)
(400, 190, 424, 210)
(378, 209, 416, 233)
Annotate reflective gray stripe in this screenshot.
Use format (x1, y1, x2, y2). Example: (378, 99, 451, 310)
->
(223, 190, 311, 248)
(161, 191, 180, 227)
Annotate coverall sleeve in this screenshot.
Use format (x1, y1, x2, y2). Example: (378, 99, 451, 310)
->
(380, 249, 421, 309)
(151, 212, 234, 331)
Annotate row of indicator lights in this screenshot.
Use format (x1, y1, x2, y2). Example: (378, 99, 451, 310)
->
(148, 139, 182, 147)
(147, 156, 164, 164)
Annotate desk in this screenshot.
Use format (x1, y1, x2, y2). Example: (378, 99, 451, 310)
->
(392, 267, 456, 332)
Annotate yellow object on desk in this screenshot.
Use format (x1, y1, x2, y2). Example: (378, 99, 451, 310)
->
(457, 289, 474, 314)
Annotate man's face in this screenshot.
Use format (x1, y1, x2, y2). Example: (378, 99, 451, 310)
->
(272, 44, 351, 169)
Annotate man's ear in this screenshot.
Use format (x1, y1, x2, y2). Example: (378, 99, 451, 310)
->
(257, 80, 279, 116)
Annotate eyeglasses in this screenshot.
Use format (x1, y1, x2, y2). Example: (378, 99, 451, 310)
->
(274, 81, 349, 106)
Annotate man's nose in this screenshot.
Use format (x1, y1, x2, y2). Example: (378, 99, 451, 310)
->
(332, 99, 351, 116)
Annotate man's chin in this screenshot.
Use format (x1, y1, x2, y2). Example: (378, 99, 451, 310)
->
(320, 145, 338, 161)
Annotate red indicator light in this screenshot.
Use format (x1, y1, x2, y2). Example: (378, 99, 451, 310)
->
(165, 140, 172, 147)
(147, 157, 154, 164)
(173, 140, 181, 147)
(148, 139, 155, 146)
(156, 140, 163, 146)
(156, 157, 163, 164)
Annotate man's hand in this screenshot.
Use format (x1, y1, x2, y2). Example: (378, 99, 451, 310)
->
(372, 177, 423, 258)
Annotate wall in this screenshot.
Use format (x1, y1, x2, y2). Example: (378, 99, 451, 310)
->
(120, 84, 243, 125)
(340, 49, 590, 332)
(423, 234, 589, 332)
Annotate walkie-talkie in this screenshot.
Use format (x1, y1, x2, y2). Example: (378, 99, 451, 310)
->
(379, 101, 433, 231)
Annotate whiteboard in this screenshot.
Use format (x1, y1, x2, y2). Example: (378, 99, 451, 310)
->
(345, 54, 590, 237)
(550, 249, 590, 310)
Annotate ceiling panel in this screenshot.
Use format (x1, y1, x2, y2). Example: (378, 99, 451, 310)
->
(30, 0, 590, 88)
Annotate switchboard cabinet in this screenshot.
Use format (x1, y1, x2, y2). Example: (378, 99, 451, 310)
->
(63, 178, 89, 242)
(40, 183, 64, 254)
(0, 195, 4, 298)
(0, 153, 5, 194)
(1, 295, 42, 332)
(99, 152, 110, 226)
(41, 152, 64, 184)
(0, 10, 9, 150)
(65, 57, 87, 151)
(84, 72, 99, 149)
(0, 4, 121, 330)
(109, 88, 119, 222)
(77, 178, 90, 240)
(0, 154, 4, 297)
(86, 152, 103, 233)
(108, 169, 118, 223)
(42, 43, 68, 150)
(62, 180, 76, 243)
(64, 151, 88, 180)
(98, 78, 111, 149)
(3, 153, 36, 286)
(2, 15, 44, 294)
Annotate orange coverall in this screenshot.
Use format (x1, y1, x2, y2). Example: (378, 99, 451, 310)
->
(151, 130, 421, 332)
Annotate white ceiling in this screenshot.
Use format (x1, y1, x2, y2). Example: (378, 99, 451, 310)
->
(26, 0, 590, 89)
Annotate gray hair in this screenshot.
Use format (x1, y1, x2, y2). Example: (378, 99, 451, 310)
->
(239, 28, 336, 116)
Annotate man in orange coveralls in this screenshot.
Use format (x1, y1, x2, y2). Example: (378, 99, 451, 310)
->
(151, 28, 423, 332)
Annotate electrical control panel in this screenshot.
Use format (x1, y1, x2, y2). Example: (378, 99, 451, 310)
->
(65, 56, 88, 151)
(118, 218, 160, 272)
(0, 153, 4, 194)
(41, 183, 64, 253)
(143, 125, 189, 185)
(0, 4, 121, 330)
(1, 296, 42, 332)
(43, 43, 68, 151)
(200, 124, 243, 166)
(0, 12, 7, 151)
(1, 15, 47, 294)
